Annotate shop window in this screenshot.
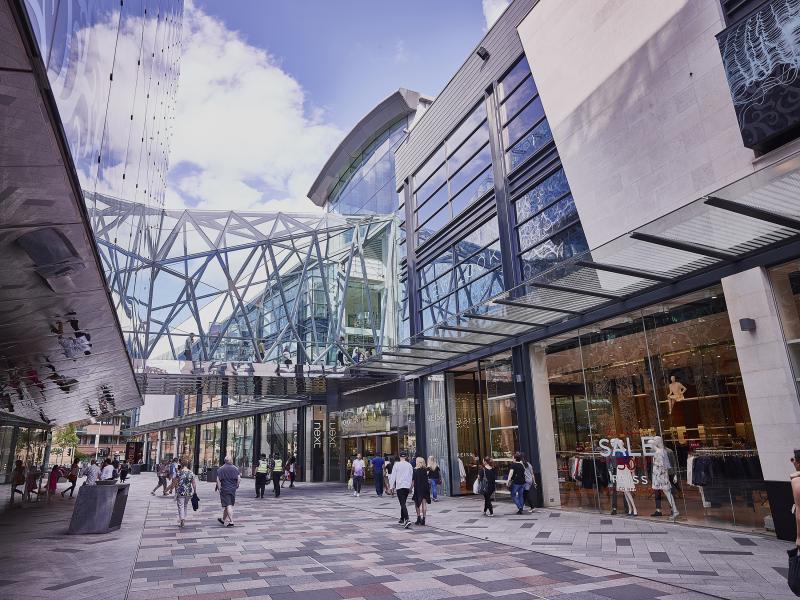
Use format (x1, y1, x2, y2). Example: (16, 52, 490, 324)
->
(541, 286, 770, 533)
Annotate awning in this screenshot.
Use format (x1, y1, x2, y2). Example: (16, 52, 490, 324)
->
(126, 395, 308, 435)
(356, 150, 800, 376)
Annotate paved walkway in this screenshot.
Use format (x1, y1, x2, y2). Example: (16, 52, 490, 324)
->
(0, 474, 794, 599)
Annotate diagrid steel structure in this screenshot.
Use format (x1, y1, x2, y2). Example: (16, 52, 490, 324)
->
(87, 193, 400, 370)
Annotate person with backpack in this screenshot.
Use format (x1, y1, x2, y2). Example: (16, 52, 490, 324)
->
(172, 460, 197, 528)
(61, 459, 80, 498)
(255, 453, 269, 498)
(522, 453, 537, 513)
(269, 452, 283, 497)
(478, 457, 497, 516)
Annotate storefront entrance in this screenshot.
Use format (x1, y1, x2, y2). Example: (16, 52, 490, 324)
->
(425, 351, 520, 497)
(541, 285, 771, 534)
(340, 433, 399, 481)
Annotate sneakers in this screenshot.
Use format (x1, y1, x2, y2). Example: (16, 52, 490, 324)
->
(398, 518, 404, 524)
(226, 523, 234, 527)
(651, 510, 662, 517)
(432, 497, 438, 502)
(353, 492, 357, 497)
(516, 509, 523, 515)
(528, 508, 535, 513)
(217, 518, 225, 526)
(179, 519, 184, 528)
(403, 520, 412, 529)
(357, 492, 360, 497)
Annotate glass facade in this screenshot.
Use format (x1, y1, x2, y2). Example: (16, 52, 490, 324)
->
(422, 352, 520, 496)
(260, 409, 300, 466)
(413, 102, 494, 245)
(498, 56, 553, 171)
(542, 286, 770, 533)
(328, 397, 415, 482)
(514, 168, 588, 280)
(160, 429, 176, 461)
(226, 416, 255, 476)
(418, 217, 504, 330)
(329, 119, 409, 215)
(177, 426, 196, 469)
(199, 422, 222, 471)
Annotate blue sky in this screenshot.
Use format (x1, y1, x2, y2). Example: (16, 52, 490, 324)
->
(195, 0, 490, 132)
(165, 0, 510, 212)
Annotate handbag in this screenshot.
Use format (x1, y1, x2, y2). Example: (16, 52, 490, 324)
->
(788, 546, 800, 596)
(191, 492, 199, 511)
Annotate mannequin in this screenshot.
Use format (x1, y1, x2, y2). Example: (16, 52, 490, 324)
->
(651, 436, 679, 520)
(610, 438, 637, 517)
(666, 376, 686, 414)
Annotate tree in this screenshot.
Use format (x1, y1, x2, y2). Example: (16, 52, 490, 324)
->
(51, 424, 79, 465)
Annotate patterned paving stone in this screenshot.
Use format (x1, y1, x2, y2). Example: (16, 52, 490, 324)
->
(0, 475, 796, 599)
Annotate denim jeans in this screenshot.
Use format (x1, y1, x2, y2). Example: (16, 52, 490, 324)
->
(511, 483, 525, 510)
(429, 479, 438, 499)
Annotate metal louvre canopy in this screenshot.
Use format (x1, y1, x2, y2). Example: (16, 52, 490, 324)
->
(355, 151, 800, 376)
(126, 395, 308, 435)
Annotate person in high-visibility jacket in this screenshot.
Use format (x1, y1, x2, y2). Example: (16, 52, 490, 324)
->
(269, 452, 283, 497)
(255, 453, 269, 499)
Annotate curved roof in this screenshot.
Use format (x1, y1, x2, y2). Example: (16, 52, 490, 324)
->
(308, 88, 423, 206)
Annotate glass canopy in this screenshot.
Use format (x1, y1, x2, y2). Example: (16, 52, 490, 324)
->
(356, 150, 800, 375)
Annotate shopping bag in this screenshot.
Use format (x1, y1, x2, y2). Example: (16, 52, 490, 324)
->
(472, 478, 481, 495)
(788, 546, 800, 596)
(347, 477, 353, 490)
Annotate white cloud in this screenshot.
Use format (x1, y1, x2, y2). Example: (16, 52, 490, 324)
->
(166, 2, 343, 212)
(481, 0, 511, 29)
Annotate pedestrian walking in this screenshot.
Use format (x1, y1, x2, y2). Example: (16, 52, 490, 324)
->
(385, 455, 395, 497)
(60, 459, 80, 498)
(522, 453, 536, 513)
(216, 457, 240, 527)
(270, 452, 283, 497)
(389, 451, 413, 528)
(286, 454, 296, 488)
(151, 459, 168, 495)
(255, 453, 269, 498)
(351, 453, 365, 497)
(507, 452, 526, 515)
(173, 460, 197, 528)
(119, 461, 130, 483)
(167, 457, 179, 494)
(371, 453, 385, 496)
(479, 457, 496, 516)
(427, 456, 441, 502)
(412, 457, 431, 525)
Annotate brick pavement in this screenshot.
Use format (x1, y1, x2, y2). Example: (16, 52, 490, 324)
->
(330, 486, 796, 600)
(0, 474, 795, 599)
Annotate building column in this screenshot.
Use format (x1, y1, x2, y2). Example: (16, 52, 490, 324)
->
(529, 344, 560, 507)
(721, 266, 800, 541)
